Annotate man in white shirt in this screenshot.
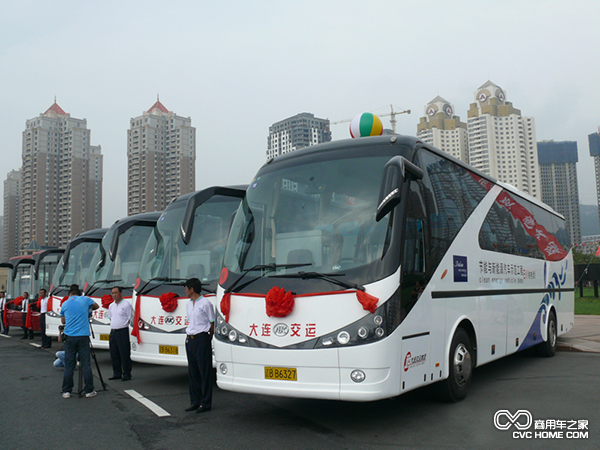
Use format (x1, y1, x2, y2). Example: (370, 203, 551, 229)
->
(107, 286, 133, 381)
(21, 292, 33, 340)
(39, 288, 52, 348)
(183, 278, 214, 414)
(0, 291, 7, 334)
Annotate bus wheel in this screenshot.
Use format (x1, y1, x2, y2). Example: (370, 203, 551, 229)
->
(536, 310, 557, 357)
(438, 328, 473, 402)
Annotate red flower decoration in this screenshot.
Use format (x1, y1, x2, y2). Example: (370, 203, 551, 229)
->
(159, 292, 179, 313)
(220, 293, 231, 322)
(101, 294, 114, 309)
(265, 286, 295, 318)
(356, 290, 378, 314)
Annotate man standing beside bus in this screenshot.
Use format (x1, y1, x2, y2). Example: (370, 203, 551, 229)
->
(184, 278, 214, 413)
(39, 288, 52, 348)
(21, 291, 33, 340)
(107, 286, 133, 381)
(60, 285, 99, 398)
(0, 291, 7, 334)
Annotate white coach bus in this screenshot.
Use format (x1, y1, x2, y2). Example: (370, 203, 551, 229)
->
(130, 186, 245, 366)
(214, 135, 574, 402)
(47, 228, 107, 337)
(84, 212, 161, 349)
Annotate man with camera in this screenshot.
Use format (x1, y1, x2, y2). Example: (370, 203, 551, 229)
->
(60, 285, 99, 398)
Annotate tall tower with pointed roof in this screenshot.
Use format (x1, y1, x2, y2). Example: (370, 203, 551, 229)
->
(466, 81, 540, 199)
(19, 101, 103, 251)
(417, 96, 468, 162)
(127, 99, 196, 215)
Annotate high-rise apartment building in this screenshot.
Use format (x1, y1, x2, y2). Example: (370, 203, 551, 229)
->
(20, 102, 103, 250)
(267, 113, 331, 160)
(416, 96, 468, 162)
(2, 169, 21, 260)
(127, 99, 196, 216)
(537, 140, 581, 245)
(467, 81, 540, 199)
(588, 129, 600, 227)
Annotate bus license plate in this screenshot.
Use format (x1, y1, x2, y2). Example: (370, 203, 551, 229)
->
(100, 334, 110, 341)
(159, 345, 179, 355)
(264, 366, 297, 381)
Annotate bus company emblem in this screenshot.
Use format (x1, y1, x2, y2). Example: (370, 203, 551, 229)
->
(273, 323, 289, 337)
(164, 315, 175, 325)
(403, 352, 427, 372)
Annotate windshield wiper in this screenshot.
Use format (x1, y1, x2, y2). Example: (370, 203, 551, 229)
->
(136, 277, 187, 296)
(271, 271, 365, 292)
(85, 278, 124, 296)
(225, 263, 312, 294)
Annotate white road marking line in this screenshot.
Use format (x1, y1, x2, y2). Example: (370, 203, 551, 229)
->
(0, 334, 10, 339)
(30, 343, 41, 348)
(124, 389, 171, 417)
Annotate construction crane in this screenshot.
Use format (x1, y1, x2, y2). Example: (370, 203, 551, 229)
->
(331, 105, 411, 134)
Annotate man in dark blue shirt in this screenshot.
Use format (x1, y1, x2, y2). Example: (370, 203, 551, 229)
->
(60, 285, 99, 398)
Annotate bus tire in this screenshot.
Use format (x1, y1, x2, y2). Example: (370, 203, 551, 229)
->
(536, 310, 557, 357)
(438, 328, 473, 403)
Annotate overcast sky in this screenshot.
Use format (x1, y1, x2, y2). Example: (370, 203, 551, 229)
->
(1, 0, 598, 227)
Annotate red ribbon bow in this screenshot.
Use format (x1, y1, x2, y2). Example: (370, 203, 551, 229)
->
(265, 286, 295, 318)
(101, 294, 113, 309)
(159, 292, 179, 313)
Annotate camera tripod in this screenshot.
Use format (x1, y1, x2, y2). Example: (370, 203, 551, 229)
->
(77, 318, 108, 397)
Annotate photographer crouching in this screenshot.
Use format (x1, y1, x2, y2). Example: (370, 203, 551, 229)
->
(60, 285, 99, 398)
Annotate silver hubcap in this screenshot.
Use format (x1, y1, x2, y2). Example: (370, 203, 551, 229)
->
(549, 319, 556, 348)
(453, 343, 472, 386)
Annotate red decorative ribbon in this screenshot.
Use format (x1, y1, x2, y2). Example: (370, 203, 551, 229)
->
(131, 295, 142, 344)
(25, 308, 32, 329)
(219, 289, 379, 322)
(101, 294, 114, 309)
(220, 293, 231, 323)
(356, 290, 379, 314)
(265, 286, 295, 318)
(47, 297, 53, 312)
(13, 296, 24, 307)
(60, 295, 69, 306)
(159, 292, 179, 313)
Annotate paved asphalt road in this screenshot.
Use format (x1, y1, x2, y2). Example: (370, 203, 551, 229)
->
(0, 331, 598, 450)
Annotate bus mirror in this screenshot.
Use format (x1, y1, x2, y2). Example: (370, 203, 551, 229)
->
(376, 156, 423, 222)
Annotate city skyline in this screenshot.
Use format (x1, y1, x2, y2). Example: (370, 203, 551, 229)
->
(1, 1, 599, 227)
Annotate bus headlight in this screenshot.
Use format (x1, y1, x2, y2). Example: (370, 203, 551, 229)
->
(314, 303, 388, 349)
(228, 330, 238, 342)
(337, 331, 350, 345)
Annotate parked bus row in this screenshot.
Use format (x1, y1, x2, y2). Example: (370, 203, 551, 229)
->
(1, 134, 574, 403)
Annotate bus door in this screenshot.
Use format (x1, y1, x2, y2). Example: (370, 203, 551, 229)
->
(399, 180, 431, 392)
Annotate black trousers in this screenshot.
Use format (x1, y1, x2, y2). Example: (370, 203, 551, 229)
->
(185, 333, 212, 408)
(109, 327, 132, 378)
(40, 313, 51, 347)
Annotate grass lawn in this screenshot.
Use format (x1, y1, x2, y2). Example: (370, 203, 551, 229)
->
(575, 287, 600, 315)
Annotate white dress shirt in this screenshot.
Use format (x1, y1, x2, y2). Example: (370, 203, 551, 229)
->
(108, 300, 133, 329)
(185, 296, 215, 335)
(40, 296, 50, 313)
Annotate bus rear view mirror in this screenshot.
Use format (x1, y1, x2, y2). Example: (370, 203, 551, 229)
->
(376, 156, 423, 222)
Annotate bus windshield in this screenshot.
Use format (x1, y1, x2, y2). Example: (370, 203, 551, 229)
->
(223, 149, 409, 292)
(139, 196, 241, 289)
(52, 241, 101, 289)
(87, 225, 154, 291)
